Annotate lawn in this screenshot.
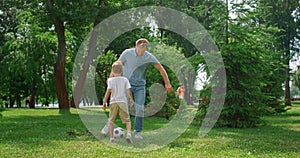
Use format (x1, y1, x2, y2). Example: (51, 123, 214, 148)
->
(0, 103, 299, 158)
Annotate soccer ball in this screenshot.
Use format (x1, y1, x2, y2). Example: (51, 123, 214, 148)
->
(113, 127, 125, 138)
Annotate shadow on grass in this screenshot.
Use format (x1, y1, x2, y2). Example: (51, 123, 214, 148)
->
(169, 105, 300, 155)
(0, 108, 171, 146)
(0, 109, 95, 146)
(59, 108, 71, 115)
(212, 125, 300, 154)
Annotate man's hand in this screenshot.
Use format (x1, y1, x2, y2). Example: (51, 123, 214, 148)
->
(154, 63, 173, 94)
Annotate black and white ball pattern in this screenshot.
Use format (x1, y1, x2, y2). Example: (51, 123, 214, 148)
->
(113, 127, 125, 138)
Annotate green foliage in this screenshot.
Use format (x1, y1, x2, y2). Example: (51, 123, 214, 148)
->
(0, 108, 4, 117)
(106, 28, 154, 56)
(95, 50, 118, 102)
(219, 26, 283, 127)
(1, 5, 58, 107)
(188, 1, 289, 128)
(145, 44, 183, 117)
(257, 0, 300, 106)
(292, 67, 300, 91)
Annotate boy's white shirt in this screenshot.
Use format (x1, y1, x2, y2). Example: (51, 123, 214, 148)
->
(107, 76, 131, 105)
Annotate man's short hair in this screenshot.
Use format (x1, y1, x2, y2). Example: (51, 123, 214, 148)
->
(112, 61, 123, 75)
(135, 38, 149, 46)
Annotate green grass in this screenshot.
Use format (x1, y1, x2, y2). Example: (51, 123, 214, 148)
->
(0, 104, 299, 158)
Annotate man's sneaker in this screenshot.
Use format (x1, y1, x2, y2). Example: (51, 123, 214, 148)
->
(109, 137, 115, 142)
(101, 124, 109, 135)
(126, 133, 133, 143)
(134, 132, 143, 139)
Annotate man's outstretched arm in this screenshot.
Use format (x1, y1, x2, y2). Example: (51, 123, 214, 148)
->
(154, 63, 173, 93)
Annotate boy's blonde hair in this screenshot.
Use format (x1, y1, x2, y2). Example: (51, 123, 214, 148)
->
(112, 61, 123, 75)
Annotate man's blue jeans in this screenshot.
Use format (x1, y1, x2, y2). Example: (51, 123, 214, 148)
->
(130, 86, 145, 133)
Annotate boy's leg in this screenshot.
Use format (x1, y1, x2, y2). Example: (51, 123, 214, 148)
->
(118, 102, 131, 133)
(109, 121, 114, 140)
(118, 102, 132, 143)
(125, 122, 131, 133)
(108, 103, 118, 141)
(101, 119, 110, 135)
(125, 122, 132, 143)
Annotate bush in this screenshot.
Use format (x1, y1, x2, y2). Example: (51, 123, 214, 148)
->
(0, 108, 5, 117)
(150, 93, 180, 119)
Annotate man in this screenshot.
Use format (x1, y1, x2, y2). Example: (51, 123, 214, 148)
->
(102, 38, 173, 139)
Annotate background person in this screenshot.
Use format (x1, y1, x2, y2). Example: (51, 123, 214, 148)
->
(176, 83, 185, 100)
(25, 96, 30, 106)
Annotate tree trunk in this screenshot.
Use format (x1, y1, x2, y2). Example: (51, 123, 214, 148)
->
(48, 0, 69, 109)
(225, 0, 229, 45)
(16, 95, 21, 108)
(70, 0, 104, 108)
(71, 27, 98, 108)
(285, 60, 291, 106)
(29, 79, 37, 109)
(53, 22, 69, 109)
(9, 95, 14, 108)
(43, 65, 50, 107)
(187, 71, 194, 105)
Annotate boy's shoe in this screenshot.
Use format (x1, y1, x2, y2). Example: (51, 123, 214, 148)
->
(126, 133, 133, 143)
(134, 132, 143, 139)
(109, 137, 115, 142)
(101, 124, 109, 135)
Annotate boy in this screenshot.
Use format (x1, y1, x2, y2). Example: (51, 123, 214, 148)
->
(103, 61, 134, 143)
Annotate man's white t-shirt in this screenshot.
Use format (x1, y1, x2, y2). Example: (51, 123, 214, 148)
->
(107, 76, 131, 104)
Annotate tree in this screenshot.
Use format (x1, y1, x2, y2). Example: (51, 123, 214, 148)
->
(0, 1, 27, 107)
(186, 0, 287, 127)
(71, 0, 104, 108)
(15, 9, 57, 108)
(45, 0, 70, 109)
(1, 1, 57, 108)
(95, 50, 117, 104)
(45, 0, 100, 109)
(257, 0, 300, 106)
(292, 66, 300, 92)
